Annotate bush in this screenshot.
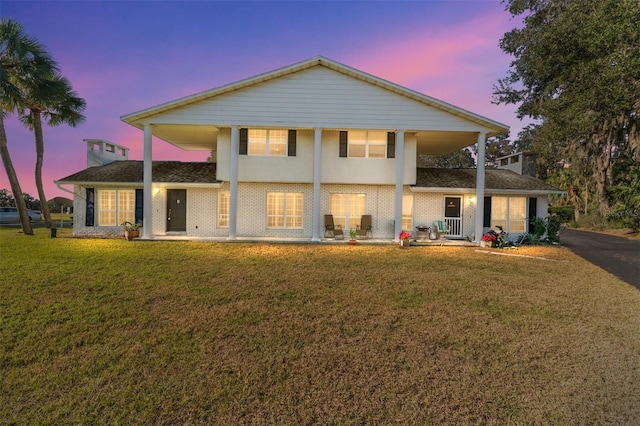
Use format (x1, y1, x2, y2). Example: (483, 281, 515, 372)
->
(549, 205, 575, 223)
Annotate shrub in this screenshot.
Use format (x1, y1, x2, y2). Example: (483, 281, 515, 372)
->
(549, 205, 575, 223)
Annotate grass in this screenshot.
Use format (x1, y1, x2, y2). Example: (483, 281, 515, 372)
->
(1, 228, 639, 424)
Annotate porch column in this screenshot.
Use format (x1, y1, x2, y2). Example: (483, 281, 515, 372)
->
(474, 132, 487, 243)
(228, 126, 239, 240)
(142, 123, 153, 239)
(311, 128, 322, 241)
(393, 130, 405, 242)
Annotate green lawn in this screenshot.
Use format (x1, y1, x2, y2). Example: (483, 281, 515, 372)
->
(1, 228, 639, 424)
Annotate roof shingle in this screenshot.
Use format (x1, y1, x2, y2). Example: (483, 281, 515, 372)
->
(415, 168, 561, 192)
(57, 161, 218, 184)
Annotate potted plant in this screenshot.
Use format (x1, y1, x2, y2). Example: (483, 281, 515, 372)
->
(121, 221, 141, 240)
(480, 232, 497, 248)
(399, 231, 412, 248)
(348, 228, 357, 245)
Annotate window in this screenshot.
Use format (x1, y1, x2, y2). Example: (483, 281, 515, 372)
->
(491, 196, 527, 233)
(218, 191, 229, 228)
(348, 130, 387, 158)
(267, 192, 303, 229)
(248, 129, 288, 156)
(97, 189, 134, 226)
(402, 195, 413, 230)
(329, 193, 366, 230)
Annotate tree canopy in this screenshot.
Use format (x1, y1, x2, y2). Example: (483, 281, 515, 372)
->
(494, 0, 640, 220)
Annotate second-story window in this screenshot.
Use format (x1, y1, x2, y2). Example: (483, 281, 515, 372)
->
(348, 130, 387, 158)
(248, 129, 288, 156)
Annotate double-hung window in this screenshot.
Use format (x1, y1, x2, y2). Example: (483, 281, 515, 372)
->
(267, 192, 303, 229)
(329, 193, 366, 230)
(97, 189, 135, 226)
(249, 129, 288, 156)
(491, 196, 527, 233)
(348, 131, 387, 158)
(218, 191, 229, 228)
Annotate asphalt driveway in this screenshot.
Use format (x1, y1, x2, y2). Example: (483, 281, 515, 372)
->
(561, 228, 640, 290)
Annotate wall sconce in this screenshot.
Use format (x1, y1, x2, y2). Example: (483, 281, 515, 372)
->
(469, 196, 476, 204)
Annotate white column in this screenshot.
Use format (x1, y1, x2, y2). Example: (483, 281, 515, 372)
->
(474, 132, 487, 243)
(311, 128, 322, 241)
(228, 126, 239, 240)
(142, 124, 153, 239)
(393, 130, 405, 242)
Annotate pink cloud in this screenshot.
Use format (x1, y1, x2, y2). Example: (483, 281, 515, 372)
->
(346, 9, 520, 134)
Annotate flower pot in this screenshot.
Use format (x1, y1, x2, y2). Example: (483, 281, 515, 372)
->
(348, 239, 357, 245)
(399, 239, 411, 248)
(125, 230, 140, 241)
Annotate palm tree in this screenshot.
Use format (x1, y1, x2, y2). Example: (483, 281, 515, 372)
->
(19, 74, 86, 228)
(0, 19, 57, 235)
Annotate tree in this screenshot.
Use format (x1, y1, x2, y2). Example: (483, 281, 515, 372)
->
(419, 148, 475, 168)
(483, 132, 514, 168)
(19, 73, 85, 228)
(494, 0, 640, 217)
(0, 19, 56, 235)
(0, 188, 13, 206)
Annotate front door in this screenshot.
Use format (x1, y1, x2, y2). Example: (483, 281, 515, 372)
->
(444, 196, 462, 238)
(166, 189, 187, 232)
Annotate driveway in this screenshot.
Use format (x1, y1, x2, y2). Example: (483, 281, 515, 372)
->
(561, 229, 640, 290)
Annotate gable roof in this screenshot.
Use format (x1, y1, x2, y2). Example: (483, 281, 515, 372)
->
(414, 168, 563, 193)
(121, 56, 508, 135)
(56, 161, 218, 185)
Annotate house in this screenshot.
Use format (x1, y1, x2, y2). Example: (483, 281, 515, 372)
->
(55, 56, 562, 242)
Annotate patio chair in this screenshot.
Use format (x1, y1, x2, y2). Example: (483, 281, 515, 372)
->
(324, 215, 344, 239)
(356, 214, 373, 239)
(433, 220, 449, 239)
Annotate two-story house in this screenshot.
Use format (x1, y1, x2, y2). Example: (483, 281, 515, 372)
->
(56, 56, 562, 242)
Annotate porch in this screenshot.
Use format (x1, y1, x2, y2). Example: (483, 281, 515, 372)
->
(137, 235, 476, 246)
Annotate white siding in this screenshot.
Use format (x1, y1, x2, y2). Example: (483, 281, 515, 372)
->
(146, 67, 482, 132)
(217, 129, 416, 185)
(217, 128, 315, 183)
(321, 131, 416, 185)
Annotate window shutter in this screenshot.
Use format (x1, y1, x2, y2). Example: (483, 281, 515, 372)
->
(239, 128, 248, 155)
(528, 197, 537, 232)
(135, 188, 144, 225)
(387, 132, 396, 158)
(85, 188, 95, 227)
(288, 130, 297, 157)
(483, 196, 491, 228)
(339, 131, 348, 157)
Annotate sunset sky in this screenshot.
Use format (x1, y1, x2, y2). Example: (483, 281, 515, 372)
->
(1, 1, 527, 200)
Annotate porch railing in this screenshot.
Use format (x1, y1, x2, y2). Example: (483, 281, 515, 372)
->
(445, 218, 462, 238)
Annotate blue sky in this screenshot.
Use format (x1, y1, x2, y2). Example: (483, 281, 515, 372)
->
(1, 1, 525, 199)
